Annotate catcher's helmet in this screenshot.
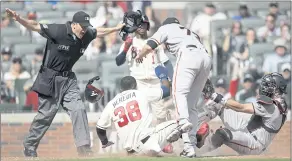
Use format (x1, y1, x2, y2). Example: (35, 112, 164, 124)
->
(259, 72, 287, 97)
(84, 76, 104, 103)
(162, 17, 180, 26)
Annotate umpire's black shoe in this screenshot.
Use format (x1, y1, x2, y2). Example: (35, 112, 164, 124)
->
(23, 148, 37, 157)
(77, 145, 93, 157)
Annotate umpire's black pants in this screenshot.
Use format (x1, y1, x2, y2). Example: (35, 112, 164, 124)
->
(23, 74, 90, 150)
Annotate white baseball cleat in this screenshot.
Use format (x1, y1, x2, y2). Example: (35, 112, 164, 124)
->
(180, 148, 196, 158)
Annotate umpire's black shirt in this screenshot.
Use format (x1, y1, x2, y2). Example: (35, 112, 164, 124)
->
(39, 21, 97, 72)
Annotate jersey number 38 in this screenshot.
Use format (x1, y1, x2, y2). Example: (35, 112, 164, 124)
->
(114, 100, 142, 127)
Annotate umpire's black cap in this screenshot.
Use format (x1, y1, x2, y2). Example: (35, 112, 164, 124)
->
(72, 11, 93, 28)
(162, 17, 180, 25)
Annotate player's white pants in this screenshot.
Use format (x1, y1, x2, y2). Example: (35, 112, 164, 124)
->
(172, 47, 211, 146)
(198, 105, 265, 155)
(137, 79, 166, 121)
(132, 120, 179, 156)
(200, 128, 266, 155)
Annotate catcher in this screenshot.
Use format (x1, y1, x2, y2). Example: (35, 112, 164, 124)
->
(197, 73, 288, 155)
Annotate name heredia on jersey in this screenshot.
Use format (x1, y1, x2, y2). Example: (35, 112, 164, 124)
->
(112, 92, 136, 108)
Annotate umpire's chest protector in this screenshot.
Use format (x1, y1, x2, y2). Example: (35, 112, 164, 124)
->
(32, 22, 94, 97)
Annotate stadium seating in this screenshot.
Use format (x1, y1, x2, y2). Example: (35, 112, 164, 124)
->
(38, 11, 64, 19)
(56, 2, 85, 11)
(84, 2, 102, 12)
(24, 2, 53, 11)
(13, 43, 44, 56)
(241, 19, 265, 32)
(1, 2, 24, 11)
(248, 43, 275, 67)
(100, 58, 129, 89)
(1, 27, 22, 37)
(2, 35, 32, 44)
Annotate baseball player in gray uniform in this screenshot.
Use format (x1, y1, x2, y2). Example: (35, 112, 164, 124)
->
(135, 17, 212, 157)
(199, 72, 288, 155)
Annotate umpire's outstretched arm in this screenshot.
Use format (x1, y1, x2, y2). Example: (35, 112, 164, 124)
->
(6, 8, 125, 38)
(6, 8, 41, 32)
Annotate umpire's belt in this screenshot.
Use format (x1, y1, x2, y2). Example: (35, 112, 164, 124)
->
(40, 66, 74, 77)
(127, 135, 150, 154)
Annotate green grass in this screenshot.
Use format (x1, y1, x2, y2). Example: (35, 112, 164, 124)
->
(11, 157, 289, 161)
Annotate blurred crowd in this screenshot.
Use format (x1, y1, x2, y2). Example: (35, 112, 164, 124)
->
(0, 1, 291, 112)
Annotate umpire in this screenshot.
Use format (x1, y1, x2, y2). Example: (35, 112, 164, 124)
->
(5, 8, 125, 157)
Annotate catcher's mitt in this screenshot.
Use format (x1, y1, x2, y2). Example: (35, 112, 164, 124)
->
(202, 79, 215, 100)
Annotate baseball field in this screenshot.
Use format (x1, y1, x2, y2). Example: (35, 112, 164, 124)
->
(2, 157, 290, 161)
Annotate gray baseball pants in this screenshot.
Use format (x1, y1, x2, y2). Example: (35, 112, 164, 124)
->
(23, 74, 90, 150)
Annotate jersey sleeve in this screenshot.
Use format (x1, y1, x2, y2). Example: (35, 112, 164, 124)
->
(96, 103, 113, 130)
(118, 43, 131, 60)
(156, 45, 169, 63)
(149, 26, 168, 46)
(252, 102, 273, 117)
(38, 23, 59, 40)
(141, 88, 163, 102)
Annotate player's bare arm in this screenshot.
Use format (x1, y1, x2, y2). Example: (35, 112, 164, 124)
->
(135, 26, 165, 60)
(6, 8, 41, 32)
(96, 105, 115, 148)
(95, 23, 125, 37)
(211, 93, 255, 114)
(135, 43, 153, 59)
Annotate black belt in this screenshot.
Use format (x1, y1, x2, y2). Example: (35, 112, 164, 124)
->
(40, 66, 74, 77)
(55, 70, 74, 77)
(127, 135, 150, 154)
(186, 45, 197, 48)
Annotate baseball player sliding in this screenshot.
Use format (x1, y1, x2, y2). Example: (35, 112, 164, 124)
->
(135, 17, 212, 157)
(95, 66, 182, 156)
(115, 14, 173, 125)
(198, 72, 288, 155)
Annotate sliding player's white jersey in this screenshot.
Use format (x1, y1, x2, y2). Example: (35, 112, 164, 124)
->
(96, 88, 163, 150)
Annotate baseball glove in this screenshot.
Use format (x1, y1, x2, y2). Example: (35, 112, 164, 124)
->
(202, 79, 215, 100)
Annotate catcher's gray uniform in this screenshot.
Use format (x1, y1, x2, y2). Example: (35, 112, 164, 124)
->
(200, 97, 287, 155)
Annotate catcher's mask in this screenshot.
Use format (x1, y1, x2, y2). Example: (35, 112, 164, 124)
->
(119, 10, 143, 41)
(259, 72, 287, 97)
(84, 76, 104, 103)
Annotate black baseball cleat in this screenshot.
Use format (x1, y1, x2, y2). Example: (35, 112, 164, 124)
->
(23, 148, 37, 157)
(77, 145, 93, 157)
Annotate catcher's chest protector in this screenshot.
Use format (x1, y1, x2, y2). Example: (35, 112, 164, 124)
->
(246, 95, 287, 134)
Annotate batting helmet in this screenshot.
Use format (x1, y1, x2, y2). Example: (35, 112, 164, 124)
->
(141, 15, 150, 31)
(162, 17, 180, 26)
(259, 72, 287, 97)
(84, 76, 104, 103)
(119, 10, 144, 40)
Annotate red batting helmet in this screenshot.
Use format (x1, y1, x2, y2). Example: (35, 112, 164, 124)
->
(84, 76, 104, 103)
